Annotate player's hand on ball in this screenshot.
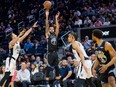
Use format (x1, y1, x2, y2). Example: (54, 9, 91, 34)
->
(43, 1, 52, 10)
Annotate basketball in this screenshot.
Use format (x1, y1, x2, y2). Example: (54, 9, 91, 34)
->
(43, 1, 52, 9)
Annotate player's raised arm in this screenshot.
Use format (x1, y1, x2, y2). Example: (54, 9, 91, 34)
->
(55, 12, 60, 37)
(18, 22, 38, 43)
(45, 10, 50, 38)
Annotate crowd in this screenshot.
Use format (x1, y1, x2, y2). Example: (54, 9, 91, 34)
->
(0, 47, 99, 87)
(0, 0, 116, 86)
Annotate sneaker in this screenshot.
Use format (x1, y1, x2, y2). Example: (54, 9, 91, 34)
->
(54, 80, 61, 87)
(55, 83, 61, 87)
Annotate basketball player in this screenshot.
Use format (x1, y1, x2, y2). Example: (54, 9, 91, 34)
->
(45, 9, 60, 81)
(0, 22, 37, 87)
(67, 32, 95, 87)
(92, 29, 116, 87)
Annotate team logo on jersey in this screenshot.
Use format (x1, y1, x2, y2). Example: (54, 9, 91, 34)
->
(51, 37, 57, 45)
(95, 51, 107, 63)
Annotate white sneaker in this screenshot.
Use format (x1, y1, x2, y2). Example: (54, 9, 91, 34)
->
(58, 83, 61, 87)
(55, 83, 61, 87)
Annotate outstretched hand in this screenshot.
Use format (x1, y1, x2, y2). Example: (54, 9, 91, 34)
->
(55, 11, 60, 19)
(33, 21, 38, 28)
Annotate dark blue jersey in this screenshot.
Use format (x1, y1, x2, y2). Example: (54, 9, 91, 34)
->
(48, 33, 57, 52)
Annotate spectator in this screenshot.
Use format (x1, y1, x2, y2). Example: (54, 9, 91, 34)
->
(26, 62, 31, 71)
(84, 16, 92, 26)
(34, 56, 43, 68)
(5, 24, 13, 33)
(91, 16, 97, 26)
(33, 39, 41, 53)
(103, 18, 111, 26)
(39, 65, 44, 73)
(30, 63, 38, 75)
(23, 55, 29, 62)
(17, 56, 23, 70)
(99, 15, 105, 23)
(24, 38, 33, 53)
(0, 65, 5, 81)
(42, 57, 47, 67)
(94, 19, 103, 27)
(83, 36, 92, 51)
(67, 56, 74, 67)
(59, 59, 72, 87)
(14, 62, 31, 87)
(30, 55, 36, 63)
(74, 17, 82, 27)
(74, 10, 81, 17)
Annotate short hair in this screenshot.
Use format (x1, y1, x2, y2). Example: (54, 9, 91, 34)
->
(92, 29, 103, 39)
(69, 32, 78, 40)
(21, 62, 26, 65)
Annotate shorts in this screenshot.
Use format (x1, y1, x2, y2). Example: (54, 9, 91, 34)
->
(48, 51, 59, 66)
(96, 66, 116, 84)
(5, 57, 16, 76)
(77, 59, 92, 79)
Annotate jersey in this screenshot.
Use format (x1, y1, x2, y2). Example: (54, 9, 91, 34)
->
(72, 41, 88, 61)
(5, 42, 20, 76)
(48, 33, 57, 52)
(95, 41, 116, 83)
(9, 42, 20, 60)
(72, 41, 92, 79)
(95, 41, 115, 69)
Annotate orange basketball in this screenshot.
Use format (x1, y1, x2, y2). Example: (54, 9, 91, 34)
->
(43, 1, 52, 9)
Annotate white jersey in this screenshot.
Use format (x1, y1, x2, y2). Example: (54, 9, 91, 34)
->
(5, 42, 20, 76)
(9, 42, 20, 60)
(72, 41, 92, 79)
(72, 41, 88, 61)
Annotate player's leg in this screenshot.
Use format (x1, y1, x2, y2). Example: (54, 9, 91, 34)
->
(46, 53, 54, 79)
(0, 58, 10, 86)
(52, 52, 60, 79)
(0, 72, 10, 86)
(48, 53, 54, 66)
(108, 76, 116, 87)
(102, 84, 111, 87)
(4, 76, 12, 87)
(108, 68, 116, 87)
(100, 74, 111, 87)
